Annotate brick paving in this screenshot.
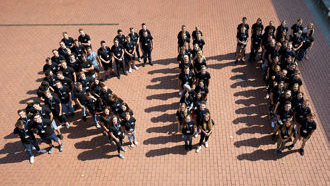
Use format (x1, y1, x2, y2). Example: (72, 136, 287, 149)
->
(0, 0, 329, 185)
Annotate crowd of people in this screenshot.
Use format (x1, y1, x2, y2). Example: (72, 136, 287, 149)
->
(14, 23, 155, 163)
(176, 25, 215, 152)
(236, 17, 317, 156)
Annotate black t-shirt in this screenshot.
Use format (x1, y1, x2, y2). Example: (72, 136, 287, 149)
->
(32, 119, 54, 138)
(264, 25, 275, 34)
(71, 45, 85, 58)
(196, 72, 211, 87)
(193, 39, 205, 50)
(78, 34, 91, 45)
(43, 75, 57, 88)
(140, 35, 153, 50)
(192, 30, 203, 41)
(74, 88, 88, 105)
(58, 47, 69, 57)
(109, 122, 124, 138)
(196, 108, 210, 124)
(276, 25, 288, 37)
(110, 99, 123, 113)
(14, 117, 36, 143)
(301, 36, 314, 50)
(251, 33, 262, 47)
(119, 110, 133, 120)
(35, 106, 52, 120)
(200, 119, 215, 133)
(111, 45, 124, 59)
(81, 60, 95, 76)
(128, 32, 139, 45)
(179, 71, 194, 86)
(177, 31, 191, 40)
(176, 110, 189, 123)
(60, 67, 75, 81)
(300, 119, 316, 138)
(295, 106, 311, 122)
(180, 94, 194, 108)
(236, 31, 248, 45)
(139, 29, 152, 39)
(277, 108, 294, 122)
(58, 76, 73, 89)
(178, 37, 190, 47)
(78, 76, 93, 91)
(271, 87, 285, 103)
(61, 37, 74, 48)
(91, 84, 102, 97)
(55, 86, 71, 103)
(123, 118, 136, 132)
(177, 54, 185, 63)
(252, 23, 264, 34)
(100, 115, 112, 129)
(179, 61, 193, 71)
(100, 89, 113, 103)
(289, 77, 302, 89)
(237, 23, 249, 33)
(194, 59, 207, 72)
(97, 47, 111, 62)
(37, 86, 52, 100)
(68, 58, 82, 72)
(195, 86, 209, 97)
(51, 55, 65, 66)
(45, 95, 61, 114)
(291, 24, 303, 35)
(290, 35, 303, 47)
(114, 35, 126, 46)
(182, 120, 195, 135)
(124, 42, 135, 55)
(43, 63, 58, 73)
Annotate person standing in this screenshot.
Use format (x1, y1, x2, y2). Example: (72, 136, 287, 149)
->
(124, 36, 139, 73)
(140, 31, 154, 67)
(196, 113, 214, 153)
(181, 115, 195, 151)
(235, 26, 248, 63)
(14, 110, 47, 164)
(97, 41, 113, 79)
(111, 39, 126, 79)
(122, 114, 138, 148)
(129, 27, 142, 62)
(78, 28, 91, 48)
(108, 116, 126, 159)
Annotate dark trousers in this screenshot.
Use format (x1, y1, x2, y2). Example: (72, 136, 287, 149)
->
(115, 60, 125, 75)
(114, 137, 123, 153)
(22, 139, 40, 157)
(249, 45, 260, 61)
(142, 49, 152, 64)
(135, 44, 141, 58)
(199, 132, 209, 145)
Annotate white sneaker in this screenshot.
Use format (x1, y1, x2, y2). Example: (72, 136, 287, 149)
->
(265, 94, 270, 99)
(66, 123, 70, 129)
(196, 146, 202, 153)
(204, 142, 209, 148)
(32, 146, 36, 150)
(133, 66, 139, 70)
(119, 153, 125, 159)
(29, 156, 35, 164)
(121, 147, 127, 152)
(271, 121, 275, 128)
(134, 141, 139, 146)
(96, 123, 101, 128)
(178, 91, 183, 96)
(38, 149, 47, 153)
(128, 68, 132, 73)
(194, 132, 199, 138)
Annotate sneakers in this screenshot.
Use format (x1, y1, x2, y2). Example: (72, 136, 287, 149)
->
(149, 62, 154, 66)
(299, 148, 304, 156)
(117, 75, 121, 79)
(204, 142, 209, 148)
(59, 144, 64, 152)
(48, 146, 55, 154)
(134, 141, 139, 146)
(138, 58, 141, 62)
(133, 66, 139, 70)
(130, 144, 135, 148)
(194, 132, 199, 138)
(29, 156, 35, 164)
(185, 145, 188, 151)
(38, 149, 47, 153)
(235, 60, 239, 64)
(123, 71, 128, 76)
(128, 68, 132, 73)
(32, 146, 36, 150)
(118, 153, 125, 159)
(96, 123, 101, 128)
(142, 63, 146, 67)
(288, 144, 295, 150)
(121, 147, 127, 152)
(189, 145, 192, 150)
(274, 149, 283, 155)
(265, 94, 270, 99)
(66, 123, 70, 129)
(271, 121, 275, 128)
(196, 146, 202, 153)
(57, 133, 64, 140)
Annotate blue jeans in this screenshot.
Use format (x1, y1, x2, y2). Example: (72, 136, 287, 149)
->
(51, 119, 58, 130)
(42, 132, 59, 144)
(183, 134, 192, 146)
(92, 114, 98, 125)
(128, 131, 136, 143)
(296, 49, 307, 61)
(62, 99, 74, 115)
(22, 139, 40, 157)
(81, 106, 87, 117)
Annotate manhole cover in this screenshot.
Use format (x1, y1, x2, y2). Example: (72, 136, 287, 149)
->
(234, 74, 247, 82)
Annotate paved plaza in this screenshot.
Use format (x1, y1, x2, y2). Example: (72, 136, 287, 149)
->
(0, 0, 329, 185)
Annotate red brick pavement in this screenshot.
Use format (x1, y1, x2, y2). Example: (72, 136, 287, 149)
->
(0, 0, 329, 185)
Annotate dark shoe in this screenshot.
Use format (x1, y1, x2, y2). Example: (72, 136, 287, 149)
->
(278, 149, 283, 155)
(299, 148, 304, 156)
(57, 133, 64, 140)
(74, 105, 80, 111)
(235, 60, 239, 64)
(149, 62, 154, 66)
(185, 145, 188, 151)
(142, 63, 146, 67)
(288, 144, 295, 150)
(70, 113, 75, 117)
(83, 116, 87, 121)
(189, 145, 192, 150)
(117, 75, 121, 79)
(123, 71, 128, 76)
